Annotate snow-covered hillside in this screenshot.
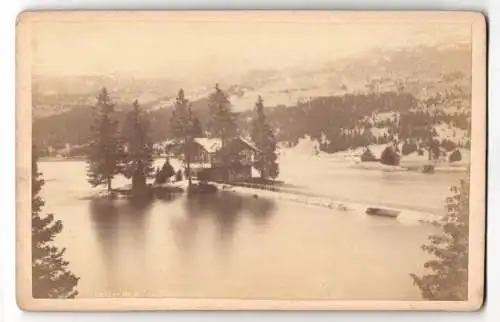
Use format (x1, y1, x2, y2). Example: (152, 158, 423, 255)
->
(433, 122, 469, 146)
(279, 135, 469, 169)
(33, 42, 471, 121)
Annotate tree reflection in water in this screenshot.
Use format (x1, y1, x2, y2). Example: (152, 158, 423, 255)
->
(180, 191, 276, 256)
(89, 194, 155, 291)
(88, 190, 275, 291)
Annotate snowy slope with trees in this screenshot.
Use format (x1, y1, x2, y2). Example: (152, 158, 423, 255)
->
(33, 43, 471, 168)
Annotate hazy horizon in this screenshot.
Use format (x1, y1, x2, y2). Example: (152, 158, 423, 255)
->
(32, 21, 470, 82)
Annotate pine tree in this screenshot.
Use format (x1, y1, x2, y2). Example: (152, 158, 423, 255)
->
(207, 84, 239, 181)
(449, 149, 462, 163)
(251, 96, 279, 179)
(175, 169, 183, 182)
(121, 99, 154, 192)
(410, 178, 469, 300)
(425, 111, 439, 161)
(171, 89, 200, 187)
(86, 88, 125, 194)
(32, 146, 79, 298)
(380, 145, 400, 166)
(208, 84, 238, 143)
(154, 158, 176, 185)
(190, 116, 204, 137)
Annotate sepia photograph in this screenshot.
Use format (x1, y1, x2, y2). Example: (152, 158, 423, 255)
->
(16, 11, 486, 311)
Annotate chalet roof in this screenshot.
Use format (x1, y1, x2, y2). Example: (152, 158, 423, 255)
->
(193, 137, 258, 153)
(238, 137, 258, 151)
(193, 138, 223, 153)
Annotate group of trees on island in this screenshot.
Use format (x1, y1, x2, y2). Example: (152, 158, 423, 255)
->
(86, 88, 159, 194)
(85, 84, 279, 194)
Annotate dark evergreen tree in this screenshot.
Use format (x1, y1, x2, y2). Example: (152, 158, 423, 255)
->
(410, 178, 469, 300)
(155, 158, 176, 184)
(86, 88, 125, 194)
(32, 146, 79, 298)
(251, 96, 279, 179)
(441, 139, 457, 152)
(208, 84, 238, 142)
(170, 89, 199, 187)
(424, 115, 440, 161)
(207, 84, 239, 180)
(175, 169, 183, 182)
(190, 116, 204, 137)
(429, 138, 441, 160)
(121, 99, 154, 192)
(380, 145, 400, 166)
(449, 149, 462, 163)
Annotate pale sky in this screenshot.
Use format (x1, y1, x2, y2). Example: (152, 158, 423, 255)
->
(31, 20, 470, 79)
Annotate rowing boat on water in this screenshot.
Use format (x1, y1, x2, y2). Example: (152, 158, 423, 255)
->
(365, 207, 400, 218)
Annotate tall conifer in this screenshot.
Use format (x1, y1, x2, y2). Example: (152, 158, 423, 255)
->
(86, 88, 124, 194)
(122, 99, 154, 191)
(32, 146, 79, 298)
(207, 84, 238, 177)
(171, 89, 202, 187)
(251, 96, 279, 179)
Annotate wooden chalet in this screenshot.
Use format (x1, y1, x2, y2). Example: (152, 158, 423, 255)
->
(175, 137, 258, 182)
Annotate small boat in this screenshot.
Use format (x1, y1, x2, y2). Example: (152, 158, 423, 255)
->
(365, 207, 400, 218)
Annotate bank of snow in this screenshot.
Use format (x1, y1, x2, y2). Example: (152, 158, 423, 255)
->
(349, 162, 408, 172)
(223, 183, 439, 226)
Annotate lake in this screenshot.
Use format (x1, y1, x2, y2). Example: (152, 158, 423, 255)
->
(38, 159, 467, 300)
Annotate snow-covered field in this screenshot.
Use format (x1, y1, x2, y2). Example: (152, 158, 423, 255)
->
(272, 136, 468, 223)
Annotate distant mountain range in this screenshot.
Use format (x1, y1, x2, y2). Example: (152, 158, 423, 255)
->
(32, 43, 471, 153)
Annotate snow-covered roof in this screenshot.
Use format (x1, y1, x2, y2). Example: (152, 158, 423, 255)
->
(193, 138, 223, 153)
(193, 137, 258, 153)
(239, 137, 258, 151)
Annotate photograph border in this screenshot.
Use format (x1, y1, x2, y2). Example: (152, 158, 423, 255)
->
(15, 10, 487, 311)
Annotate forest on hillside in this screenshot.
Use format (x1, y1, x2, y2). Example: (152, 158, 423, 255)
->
(33, 84, 471, 158)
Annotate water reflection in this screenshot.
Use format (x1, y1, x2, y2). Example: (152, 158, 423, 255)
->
(40, 161, 452, 299)
(87, 191, 276, 286)
(178, 192, 276, 257)
(245, 194, 276, 227)
(89, 196, 154, 291)
(89, 200, 119, 290)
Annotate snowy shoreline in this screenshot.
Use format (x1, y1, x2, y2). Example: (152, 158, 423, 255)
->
(215, 182, 440, 226)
